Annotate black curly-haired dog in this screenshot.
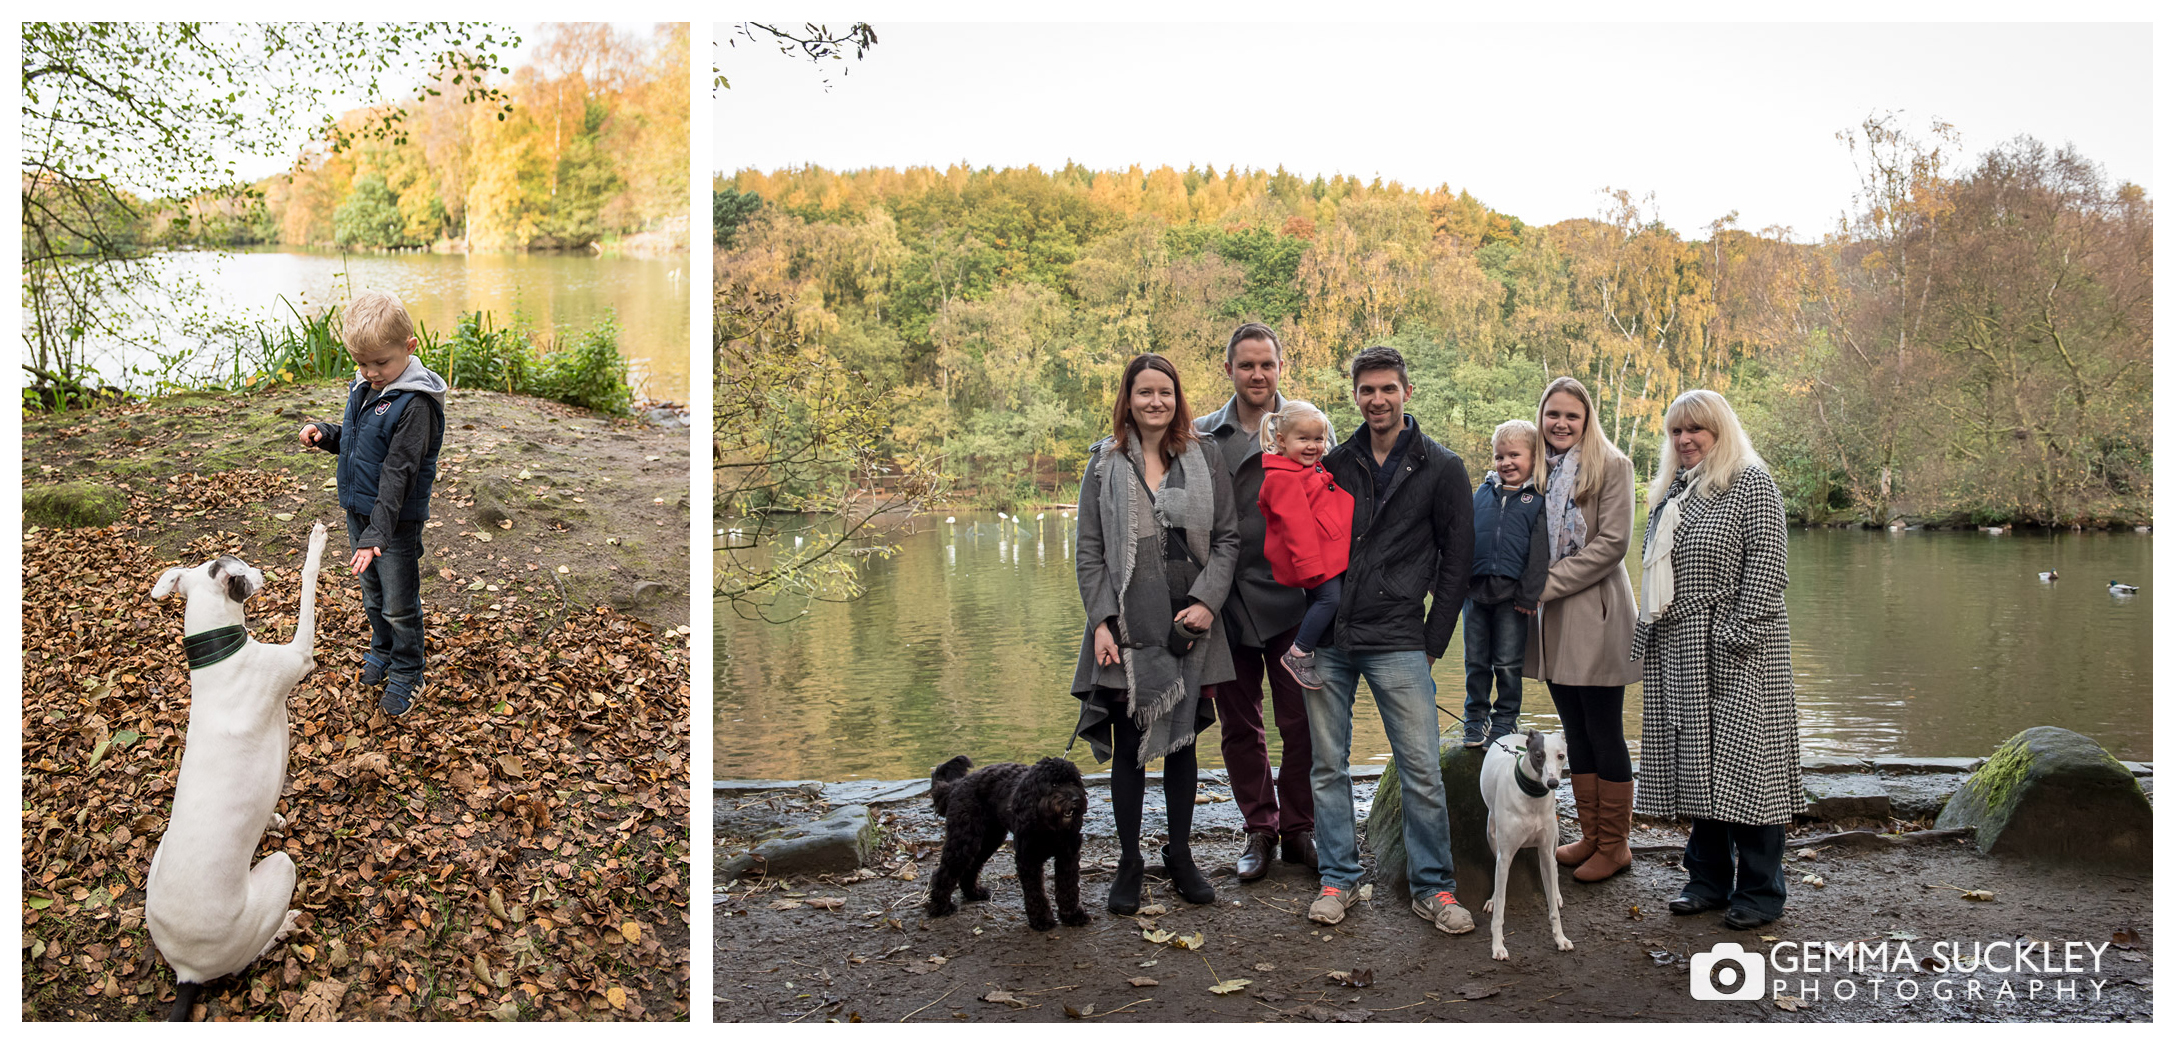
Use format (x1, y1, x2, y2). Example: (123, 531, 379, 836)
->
(924, 755, 1091, 931)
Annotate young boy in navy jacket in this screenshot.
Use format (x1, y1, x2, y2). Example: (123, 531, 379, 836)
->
(1463, 419, 1549, 746)
(298, 291, 449, 718)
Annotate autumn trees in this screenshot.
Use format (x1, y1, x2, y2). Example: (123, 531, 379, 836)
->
(20, 21, 517, 398)
(719, 129, 2150, 526)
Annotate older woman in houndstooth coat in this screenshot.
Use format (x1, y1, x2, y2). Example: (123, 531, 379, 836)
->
(1631, 389, 1803, 931)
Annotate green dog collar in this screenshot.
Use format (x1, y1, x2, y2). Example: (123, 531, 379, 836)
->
(183, 625, 248, 669)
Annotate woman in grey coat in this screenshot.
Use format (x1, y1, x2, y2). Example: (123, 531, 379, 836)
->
(1633, 389, 1804, 930)
(1071, 353, 1239, 915)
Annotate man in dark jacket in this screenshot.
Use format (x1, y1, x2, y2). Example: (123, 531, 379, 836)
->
(1194, 322, 1333, 881)
(1300, 346, 1477, 936)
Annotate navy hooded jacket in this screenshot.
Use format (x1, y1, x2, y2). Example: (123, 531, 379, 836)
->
(311, 356, 448, 549)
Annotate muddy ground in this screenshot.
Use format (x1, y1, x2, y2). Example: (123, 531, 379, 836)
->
(716, 783, 2152, 1023)
(22, 380, 691, 631)
(20, 383, 693, 1021)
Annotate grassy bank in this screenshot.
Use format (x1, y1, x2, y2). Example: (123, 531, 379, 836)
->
(28, 303, 635, 418)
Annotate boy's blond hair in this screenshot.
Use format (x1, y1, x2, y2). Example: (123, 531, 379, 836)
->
(341, 291, 416, 355)
(1491, 418, 1542, 465)
(1259, 399, 1331, 456)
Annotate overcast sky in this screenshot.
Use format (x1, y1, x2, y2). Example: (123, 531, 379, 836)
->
(716, 21, 2152, 240)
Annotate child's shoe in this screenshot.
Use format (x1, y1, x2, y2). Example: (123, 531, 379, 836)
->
(380, 678, 424, 718)
(360, 654, 388, 687)
(1279, 646, 1325, 690)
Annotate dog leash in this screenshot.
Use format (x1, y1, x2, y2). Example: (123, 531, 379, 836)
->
(1435, 702, 1552, 797)
(183, 625, 248, 669)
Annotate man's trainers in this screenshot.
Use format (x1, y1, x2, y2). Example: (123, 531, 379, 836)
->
(360, 655, 387, 687)
(379, 678, 423, 718)
(1280, 646, 1326, 690)
(1307, 885, 1353, 925)
(1414, 890, 1475, 934)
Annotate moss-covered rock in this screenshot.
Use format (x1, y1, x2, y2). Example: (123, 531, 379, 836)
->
(1369, 738, 1550, 906)
(1934, 726, 2150, 869)
(24, 481, 127, 529)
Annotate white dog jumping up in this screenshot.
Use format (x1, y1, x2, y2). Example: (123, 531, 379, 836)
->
(1479, 728, 1575, 961)
(146, 522, 328, 1020)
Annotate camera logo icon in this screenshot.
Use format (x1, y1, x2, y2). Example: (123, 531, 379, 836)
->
(1690, 943, 1767, 1001)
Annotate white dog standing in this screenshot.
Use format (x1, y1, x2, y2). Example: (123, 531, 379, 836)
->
(146, 522, 327, 1020)
(1479, 728, 1575, 961)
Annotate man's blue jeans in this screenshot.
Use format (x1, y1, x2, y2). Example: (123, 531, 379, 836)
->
(1461, 598, 1528, 743)
(1305, 647, 1457, 901)
(346, 513, 426, 684)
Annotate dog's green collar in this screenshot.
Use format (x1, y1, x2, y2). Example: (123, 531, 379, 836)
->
(184, 625, 248, 669)
(1511, 750, 1551, 798)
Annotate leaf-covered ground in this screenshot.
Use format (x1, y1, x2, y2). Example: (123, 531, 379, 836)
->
(21, 387, 691, 1020)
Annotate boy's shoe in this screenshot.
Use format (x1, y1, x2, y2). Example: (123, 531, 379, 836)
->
(1280, 646, 1326, 690)
(379, 678, 423, 718)
(1308, 885, 1353, 925)
(360, 655, 388, 687)
(1462, 730, 1485, 749)
(1413, 890, 1475, 935)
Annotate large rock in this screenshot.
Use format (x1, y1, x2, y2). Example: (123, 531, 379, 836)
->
(1934, 727, 2151, 869)
(721, 804, 878, 883)
(1367, 739, 1550, 907)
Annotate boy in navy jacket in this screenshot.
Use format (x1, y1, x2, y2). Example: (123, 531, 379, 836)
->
(298, 291, 448, 718)
(1463, 420, 1549, 746)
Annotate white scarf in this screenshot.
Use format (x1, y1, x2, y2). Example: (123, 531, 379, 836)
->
(1640, 466, 1705, 624)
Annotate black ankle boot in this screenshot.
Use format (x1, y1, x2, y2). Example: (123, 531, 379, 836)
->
(1162, 843, 1216, 905)
(1107, 856, 1145, 915)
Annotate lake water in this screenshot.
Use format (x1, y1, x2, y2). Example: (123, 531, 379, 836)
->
(67, 247, 690, 403)
(715, 516, 2152, 781)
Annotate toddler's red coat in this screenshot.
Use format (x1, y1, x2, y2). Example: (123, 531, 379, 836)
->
(1258, 452, 1355, 590)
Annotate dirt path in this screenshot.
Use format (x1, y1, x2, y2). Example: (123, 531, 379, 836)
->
(23, 381, 691, 630)
(716, 788, 2152, 1023)
(20, 384, 693, 1020)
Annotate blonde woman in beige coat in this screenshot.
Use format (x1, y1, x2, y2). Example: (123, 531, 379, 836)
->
(1522, 376, 1641, 882)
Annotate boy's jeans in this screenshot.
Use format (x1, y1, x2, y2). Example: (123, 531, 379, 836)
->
(1461, 597, 1528, 742)
(346, 513, 426, 684)
(1305, 647, 1457, 901)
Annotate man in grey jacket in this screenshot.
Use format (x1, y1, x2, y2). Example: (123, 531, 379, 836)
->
(1194, 322, 1329, 880)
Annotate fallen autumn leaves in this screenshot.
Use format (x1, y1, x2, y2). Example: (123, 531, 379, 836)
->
(21, 509, 691, 1020)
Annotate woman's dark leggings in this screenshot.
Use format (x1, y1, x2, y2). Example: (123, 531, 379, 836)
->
(1548, 682, 1632, 782)
(1109, 712, 1198, 861)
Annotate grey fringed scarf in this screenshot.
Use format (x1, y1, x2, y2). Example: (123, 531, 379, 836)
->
(1544, 446, 1588, 563)
(1097, 429, 1214, 762)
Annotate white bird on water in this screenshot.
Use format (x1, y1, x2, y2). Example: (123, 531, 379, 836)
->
(2109, 581, 2139, 595)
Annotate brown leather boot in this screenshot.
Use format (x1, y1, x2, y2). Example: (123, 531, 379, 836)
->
(1574, 778, 1634, 882)
(1236, 831, 1276, 881)
(1555, 773, 1599, 866)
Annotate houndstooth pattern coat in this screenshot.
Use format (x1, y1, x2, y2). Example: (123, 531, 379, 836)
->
(1632, 464, 1804, 826)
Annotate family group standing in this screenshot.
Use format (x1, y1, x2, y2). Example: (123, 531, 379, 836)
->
(1068, 321, 1804, 934)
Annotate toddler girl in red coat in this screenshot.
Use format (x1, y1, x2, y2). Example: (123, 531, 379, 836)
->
(1257, 401, 1355, 690)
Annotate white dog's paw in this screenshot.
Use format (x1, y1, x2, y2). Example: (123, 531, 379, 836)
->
(257, 910, 301, 960)
(308, 522, 328, 550)
(1556, 936, 1575, 952)
(266, 811, 288, 831)
(1491, 943, 1510, 961)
